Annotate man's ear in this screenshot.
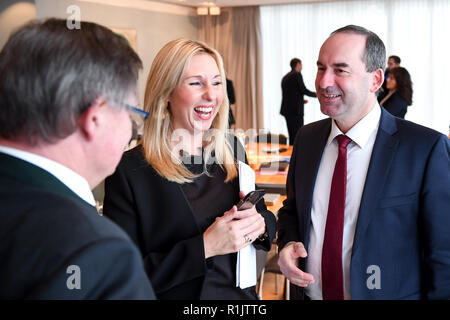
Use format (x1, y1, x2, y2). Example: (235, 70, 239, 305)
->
(78, 98, 108, 141)
(370, 68, 384, 93)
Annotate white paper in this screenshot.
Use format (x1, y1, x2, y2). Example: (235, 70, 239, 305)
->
(236, 161, 257, 289)
(238, 161, 256, 195)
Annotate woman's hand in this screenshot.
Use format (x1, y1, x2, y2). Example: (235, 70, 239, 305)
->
(203, 191, 266, 259)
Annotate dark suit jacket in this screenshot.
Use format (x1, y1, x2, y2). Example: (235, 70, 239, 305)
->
(0, 152, 155, 300)
(277, 108, 450, 299)
(280, 70, 316, 117)
(227, 79, 236, 126)
(381, 91, 408, 119)
(103, 140, 277, 300)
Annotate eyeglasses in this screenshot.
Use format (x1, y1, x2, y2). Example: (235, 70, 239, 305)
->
(124, 104, 149, 132)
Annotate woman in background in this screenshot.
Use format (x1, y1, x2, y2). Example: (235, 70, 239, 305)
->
(103, 39, 276, 300)
(379, 66, 413, 119)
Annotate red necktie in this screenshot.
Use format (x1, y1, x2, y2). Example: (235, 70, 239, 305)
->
(322, 134, 352, 300)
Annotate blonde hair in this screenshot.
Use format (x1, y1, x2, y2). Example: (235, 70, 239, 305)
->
(142, 38, 237, 183)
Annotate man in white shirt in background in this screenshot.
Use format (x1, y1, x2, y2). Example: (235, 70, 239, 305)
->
(0, 18, 155, 299)
(277, 25, 450, 300)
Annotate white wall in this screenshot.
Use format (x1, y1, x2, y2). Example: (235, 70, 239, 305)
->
(0, 0, 37, 49)
(35, 0, 198, 105)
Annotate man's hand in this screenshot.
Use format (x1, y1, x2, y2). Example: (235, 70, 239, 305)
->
(278, 242, 315, 287)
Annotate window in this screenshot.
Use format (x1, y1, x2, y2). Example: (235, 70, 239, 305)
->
(261, 0, 450, 135)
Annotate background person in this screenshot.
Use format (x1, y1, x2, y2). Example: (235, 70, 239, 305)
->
(277, 25, 450, 300)
(280, 58, 317, 145)
(379, 66, 413, 119)
(0, 18, 155, 299)
(103, 39, 276, 300)
(378, 55, 401, 101)
(227, 78, 236, 127)
(387, 55, 401, 70)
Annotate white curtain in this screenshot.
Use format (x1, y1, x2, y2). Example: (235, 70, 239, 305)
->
(198, 6, 263, 131)
(260, 0, 450, 135)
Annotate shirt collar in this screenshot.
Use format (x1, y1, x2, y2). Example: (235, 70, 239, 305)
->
(0, 145, 96, 206)
(327, 103, 381, 148)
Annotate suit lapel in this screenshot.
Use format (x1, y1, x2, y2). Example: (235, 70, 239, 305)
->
(351, 110, 399, 255)
(0, 152, 89, 205)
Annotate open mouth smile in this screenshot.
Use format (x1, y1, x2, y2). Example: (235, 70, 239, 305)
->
(320, 93, 342, 102)
(194, 105, 214, 120)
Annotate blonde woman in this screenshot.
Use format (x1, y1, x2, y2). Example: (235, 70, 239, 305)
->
(103, 39, 276, 300)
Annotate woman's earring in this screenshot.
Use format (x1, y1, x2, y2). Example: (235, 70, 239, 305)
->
(162, 101, 170, 119)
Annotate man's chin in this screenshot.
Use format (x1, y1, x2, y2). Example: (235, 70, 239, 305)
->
(320, 104, 343, 118)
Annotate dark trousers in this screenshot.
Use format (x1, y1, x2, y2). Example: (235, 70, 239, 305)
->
(284, 115, 303, 145)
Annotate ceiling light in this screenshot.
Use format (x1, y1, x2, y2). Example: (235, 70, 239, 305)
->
(197, 7, 208, 15)
(209, 6, 221, 15)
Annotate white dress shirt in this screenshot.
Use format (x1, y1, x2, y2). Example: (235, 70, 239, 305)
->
(0, 145, 96, 206)
(305, 104, 381, 300)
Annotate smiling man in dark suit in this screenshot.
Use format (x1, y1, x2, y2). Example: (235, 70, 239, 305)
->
(277, 25, 450, 300)
(280, 58, 317, 145)
(0, 19, 155, 299)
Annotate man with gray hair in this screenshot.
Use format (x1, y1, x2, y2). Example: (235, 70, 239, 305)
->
(0, 18, 155, 299)
(277, 25, 450, 300)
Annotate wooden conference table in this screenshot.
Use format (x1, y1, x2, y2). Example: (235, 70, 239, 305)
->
(266, 195, 287, 215)
(245, 142, 292, 213)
